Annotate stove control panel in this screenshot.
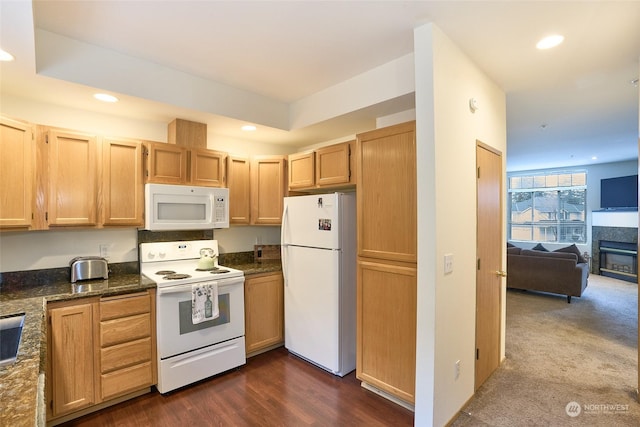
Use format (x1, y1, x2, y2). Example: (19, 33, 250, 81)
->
(140, 240, 219, 263)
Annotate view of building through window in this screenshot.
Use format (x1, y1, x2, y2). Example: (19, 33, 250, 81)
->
(508, 171, 587, 244)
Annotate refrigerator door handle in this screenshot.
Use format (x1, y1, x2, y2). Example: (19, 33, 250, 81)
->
(281, 203, 289, 286)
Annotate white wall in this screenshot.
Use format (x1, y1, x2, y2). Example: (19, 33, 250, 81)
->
(0, 96, 283, 272)
(414, 24, 507, 426)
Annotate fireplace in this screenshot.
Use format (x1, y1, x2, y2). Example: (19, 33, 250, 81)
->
(598, 240, 638, 283)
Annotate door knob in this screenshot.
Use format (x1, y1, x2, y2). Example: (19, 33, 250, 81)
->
(495, 270, 507, 277)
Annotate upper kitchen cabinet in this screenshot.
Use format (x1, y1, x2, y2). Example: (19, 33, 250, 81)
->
(227, 155, 251, 224)
(102, 138, 144, 226)
(144, 141, 227, 188)
(315, 141, 354, 188)
(251, 156, 287, 225)
(46, 129, 99, 227)
(357, 124, 416, 262)
(190, 148, 226, 187)
(0, 116, 34, 229)
(288, 151, 315, 190)
(144, 141, 188, 185)
(287, 141, 355, 191)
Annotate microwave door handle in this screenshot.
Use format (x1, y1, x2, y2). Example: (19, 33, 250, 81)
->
(281, 204, 288, 287)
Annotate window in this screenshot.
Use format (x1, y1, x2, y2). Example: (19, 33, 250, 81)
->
(508, 171, 586, 244)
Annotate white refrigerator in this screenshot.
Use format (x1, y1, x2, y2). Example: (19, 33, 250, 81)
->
(281, 192, 356, 377)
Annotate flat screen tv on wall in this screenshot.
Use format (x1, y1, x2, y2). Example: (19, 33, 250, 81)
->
(600, 174, 638, 209)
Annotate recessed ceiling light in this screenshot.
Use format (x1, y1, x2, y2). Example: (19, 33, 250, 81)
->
(536, 35, 564, 50)
(93, 93, 118, 103)
(0, 49, 15, 61)
(591, 156, 598, 160)
(241, 125, 257, 131)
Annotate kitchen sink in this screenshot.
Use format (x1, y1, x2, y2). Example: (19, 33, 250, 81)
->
(0, 313, 25, 367)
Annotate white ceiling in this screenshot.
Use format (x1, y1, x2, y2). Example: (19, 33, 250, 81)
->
(1, 1, 639, 171)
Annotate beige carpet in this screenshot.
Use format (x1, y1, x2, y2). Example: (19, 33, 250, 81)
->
(452, 274, 640, 426)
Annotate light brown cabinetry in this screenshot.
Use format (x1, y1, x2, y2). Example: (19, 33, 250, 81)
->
(190, 147, 226, 187)
(0, 117, 34, 229)
(47, 130, 99, 227)
(102, 138, 144, 226)
(251, 156, 286, 225)
(144, 141, 226, 187)
(47, 290, 156, 423)
(356, 259, 417, 404)
(144, 141, 188, 185)
(47, 298, 99, 419)
(99, 292, 156, 401)
(288, 151, 315, 189)
(287, 141, 355, 191)
(244, 272, 284, 355)
(227, 155, 251, 224)
(356, 121, 417, 404)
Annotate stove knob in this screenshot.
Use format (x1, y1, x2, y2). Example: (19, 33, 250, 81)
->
(147, 251, 156, 259)
(159, 251, 166, 259)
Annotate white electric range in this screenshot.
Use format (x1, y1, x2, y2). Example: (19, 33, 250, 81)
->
(140, 240, 245, 393)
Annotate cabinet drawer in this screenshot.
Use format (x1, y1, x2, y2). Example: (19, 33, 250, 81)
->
(101, 313, 150, 347)
(101, 337, 152, 373)
(100, 293, 150, 321)
(101, 361, 153, 401)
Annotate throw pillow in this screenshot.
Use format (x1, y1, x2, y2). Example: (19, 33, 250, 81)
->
(532, 243, 549, 252)
(554, 244, 587, 264)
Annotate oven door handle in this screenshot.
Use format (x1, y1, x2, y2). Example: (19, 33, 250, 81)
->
(156, 281, 218, 295)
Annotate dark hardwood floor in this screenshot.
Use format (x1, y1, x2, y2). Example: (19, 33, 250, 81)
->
(62, 347, 414, 426)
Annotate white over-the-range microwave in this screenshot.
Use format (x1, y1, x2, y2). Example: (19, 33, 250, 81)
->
(144, 183, 229, 230)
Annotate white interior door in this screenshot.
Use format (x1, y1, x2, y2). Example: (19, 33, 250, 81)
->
(284, 245, 340, 372)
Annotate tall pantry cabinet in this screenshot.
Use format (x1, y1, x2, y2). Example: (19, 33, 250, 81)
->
(356, 121, 417, 405)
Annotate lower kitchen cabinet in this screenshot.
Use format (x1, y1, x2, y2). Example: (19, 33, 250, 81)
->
(47, 299, 98, 418)
(46, 289, 156, 424)
(244, 272, 284, 356)
(99, 291, 156, 401)
(356, 258, 416, 404)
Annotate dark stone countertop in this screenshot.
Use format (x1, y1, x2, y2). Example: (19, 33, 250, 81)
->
(0, 260, 281, 427)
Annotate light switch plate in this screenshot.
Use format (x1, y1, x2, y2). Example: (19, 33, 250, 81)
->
(444, 253, 454, 274)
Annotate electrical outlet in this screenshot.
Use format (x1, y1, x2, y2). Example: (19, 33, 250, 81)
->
(455, 360, 461, 380)
(444, 253, 454, 274)
(100, 244, 109, 260)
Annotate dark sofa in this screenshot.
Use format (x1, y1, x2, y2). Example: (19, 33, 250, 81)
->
(507, 247, 589, 303)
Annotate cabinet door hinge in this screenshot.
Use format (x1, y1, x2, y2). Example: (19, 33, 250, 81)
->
(477, 259, 481, 270)
(477, 167, 480, 178)
(45, 212, 48, 221)
(476, 348, 480, 360)
(45, 134, 49, 144)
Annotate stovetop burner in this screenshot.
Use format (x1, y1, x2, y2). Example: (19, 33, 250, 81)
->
(155, 270, 176, 275)
(210, 269, 230, 275)
(163, 273, 192, 280)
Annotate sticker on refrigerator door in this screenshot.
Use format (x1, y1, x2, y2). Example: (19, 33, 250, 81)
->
(318, 219, 332, 231)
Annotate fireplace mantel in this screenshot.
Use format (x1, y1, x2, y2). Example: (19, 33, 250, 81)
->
(591, 213, 638, 277)
(592, 210, 638, 228)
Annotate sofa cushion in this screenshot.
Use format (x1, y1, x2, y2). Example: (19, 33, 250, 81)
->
(554, 244, 587, 264)
(507, 242, 515, 248)
(520, 249, 578, 262)
(531, 243, 549, 252)
(507, 247, 522, 255)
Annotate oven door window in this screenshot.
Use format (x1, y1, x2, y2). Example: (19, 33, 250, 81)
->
(178, 294, 230, 334)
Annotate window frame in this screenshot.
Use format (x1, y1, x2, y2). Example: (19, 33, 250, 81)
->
(507, 171, 587, 244)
